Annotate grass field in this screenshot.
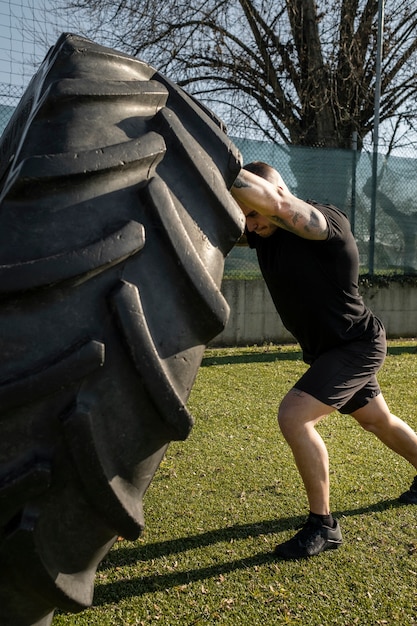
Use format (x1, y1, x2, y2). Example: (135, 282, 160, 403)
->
(54, 340, 417, 625)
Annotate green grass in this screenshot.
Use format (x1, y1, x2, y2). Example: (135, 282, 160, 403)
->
(54, 341, 417, 626)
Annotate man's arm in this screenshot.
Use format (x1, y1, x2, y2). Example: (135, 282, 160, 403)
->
(231, 169, 328, 241)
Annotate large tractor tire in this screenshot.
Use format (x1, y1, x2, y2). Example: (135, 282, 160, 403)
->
(0, 33, 243, 626)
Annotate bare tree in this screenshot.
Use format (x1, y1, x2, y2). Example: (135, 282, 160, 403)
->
(52, 0, 417, 151)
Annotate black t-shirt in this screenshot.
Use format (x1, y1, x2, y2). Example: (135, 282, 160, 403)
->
(247, 202, 380, 363)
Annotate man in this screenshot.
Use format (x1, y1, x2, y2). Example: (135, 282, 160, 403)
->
(231, 161, 417, 559)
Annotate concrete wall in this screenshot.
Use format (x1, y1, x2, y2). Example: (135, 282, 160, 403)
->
(211, 279, 417, 346)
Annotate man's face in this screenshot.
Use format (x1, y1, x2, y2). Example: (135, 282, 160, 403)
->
(241, 205, 278, 238)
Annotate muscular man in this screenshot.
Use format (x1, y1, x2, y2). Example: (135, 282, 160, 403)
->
(231, 161, 417, 559)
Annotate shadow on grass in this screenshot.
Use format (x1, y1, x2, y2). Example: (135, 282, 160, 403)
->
(93, 551, 274, 606)
(201, 342, 417, 367)
(387, 344, 417, 356)
(92, 497, 404, 606)
(202, 349, 302, 367)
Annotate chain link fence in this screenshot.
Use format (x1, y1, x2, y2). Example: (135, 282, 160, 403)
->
(1, 94, 416, 278)
(225, 137, 417, 279)
(0, 83, 23, 134)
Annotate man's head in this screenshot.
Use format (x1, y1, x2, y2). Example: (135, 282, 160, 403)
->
(243, 161, 285, 189)
(241, 162, 285, 238)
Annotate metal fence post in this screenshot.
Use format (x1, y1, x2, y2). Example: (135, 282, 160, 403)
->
(369, 0, 385, 274)
(351, 131, 357, 235)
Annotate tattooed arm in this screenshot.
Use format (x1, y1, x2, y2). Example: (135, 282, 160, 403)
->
(231, 168, 328, 241)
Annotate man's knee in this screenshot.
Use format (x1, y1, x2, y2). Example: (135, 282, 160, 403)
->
(351, 395, 391, 432)
(277, 391, 307, 437)
(278, 388, 332, 437)
(277, 391, 298, 432)
(277, 402, 291, 434)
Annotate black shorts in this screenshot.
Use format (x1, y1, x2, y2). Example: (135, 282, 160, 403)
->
(294, 322, 387, 415)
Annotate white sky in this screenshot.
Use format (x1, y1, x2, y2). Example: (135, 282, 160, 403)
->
(0, 0, 79, 89)
(0, 0, 415, 156)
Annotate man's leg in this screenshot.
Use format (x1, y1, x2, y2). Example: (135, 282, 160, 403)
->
(351, 393, 417, 469)
(278, 387, 334, 514)
(275, 388, 343, 559)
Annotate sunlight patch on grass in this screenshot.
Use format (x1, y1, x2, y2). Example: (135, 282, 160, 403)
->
(53, 340, 417, 626)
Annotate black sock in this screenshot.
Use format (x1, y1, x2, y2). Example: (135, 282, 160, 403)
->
(309, 511, 334, 528)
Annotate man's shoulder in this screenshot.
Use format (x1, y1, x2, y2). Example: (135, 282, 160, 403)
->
(307, 200, 347, 218)
(306, 201, 352, 239)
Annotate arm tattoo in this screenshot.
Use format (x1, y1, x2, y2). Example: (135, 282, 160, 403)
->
(269, 214, 287, 228)
(306, 211, 327, 236)
(270, 208, 327, 238)
(233, 173, 251, 189)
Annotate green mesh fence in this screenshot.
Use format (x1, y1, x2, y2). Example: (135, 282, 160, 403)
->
(0, 84, 23, 134)
(225, 137, 417, 278)
(1, 97, 416, 278)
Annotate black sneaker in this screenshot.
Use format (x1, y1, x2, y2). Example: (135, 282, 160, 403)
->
(274, 517, 343, 559)
(399, 476, 417, 504)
